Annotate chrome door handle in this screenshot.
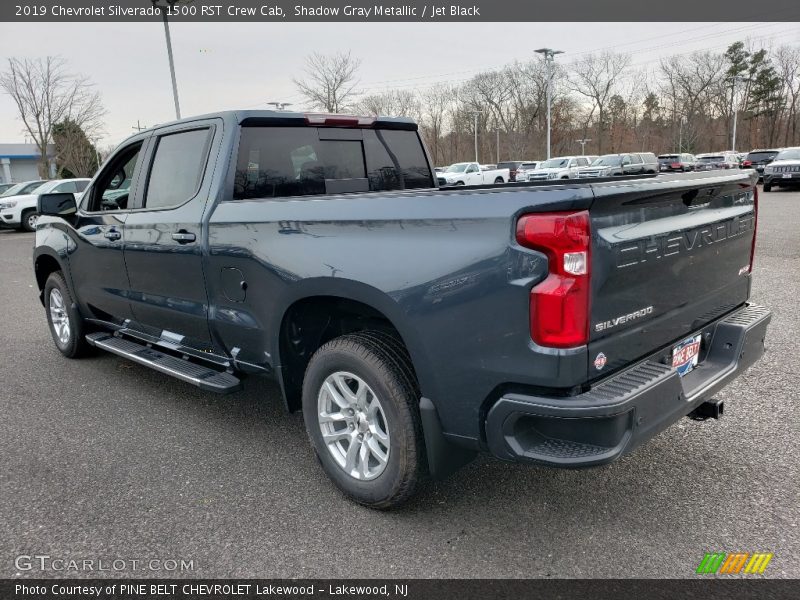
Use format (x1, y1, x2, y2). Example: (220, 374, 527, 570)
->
(103, 229, 121, 241)
(172, 231, 196, 243)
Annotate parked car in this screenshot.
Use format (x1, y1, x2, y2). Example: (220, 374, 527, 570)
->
(0, 179, 47, 198)
(658, 153, 696, 172)
(762, 147, 800, 192)
(695, 152, 740, 171)
(0, 178, 90, 231)
(576, 152, 658, 178)
(513, 161, 542, 182)
(0, 183, 17, 195)
(497, 160, 537, 182)
(527, 156, 594, 181)
(32, 110, 769, 508)
(741, 149, 781, 181)
(438, 162, 508, 186)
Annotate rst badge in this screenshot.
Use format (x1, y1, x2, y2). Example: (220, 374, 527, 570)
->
(672, 334, 702, 377)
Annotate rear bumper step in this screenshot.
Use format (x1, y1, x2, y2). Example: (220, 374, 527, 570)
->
(485, 303, 771, 467)
(85, 332, 242, 394)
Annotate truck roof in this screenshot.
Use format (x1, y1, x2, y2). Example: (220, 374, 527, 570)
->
(124, 110, 418, 143)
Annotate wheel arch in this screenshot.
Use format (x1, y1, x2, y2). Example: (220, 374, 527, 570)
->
(33, 248, 68, 306)
(272, 279, 432, 414)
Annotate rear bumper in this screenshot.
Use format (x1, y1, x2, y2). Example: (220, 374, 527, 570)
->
(485, 303, 771, 467)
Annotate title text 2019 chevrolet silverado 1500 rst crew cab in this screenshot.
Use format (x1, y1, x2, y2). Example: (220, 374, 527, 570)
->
(33, 110, 770, 508)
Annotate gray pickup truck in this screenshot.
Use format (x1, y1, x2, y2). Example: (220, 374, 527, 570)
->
(33, 110, 770, 508)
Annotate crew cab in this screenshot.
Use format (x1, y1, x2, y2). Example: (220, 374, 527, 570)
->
(438, 162, 508, 186)
(527, 155, 594, 181)
(33, 110, 770, 508)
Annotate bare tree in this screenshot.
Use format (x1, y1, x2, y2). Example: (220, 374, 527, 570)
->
(568, 52, 631, 153)
(294, 51, 361, 113)
(0, 57, 105, 177)
(356, 89, 421, 121)
(775, 45, 800, 146)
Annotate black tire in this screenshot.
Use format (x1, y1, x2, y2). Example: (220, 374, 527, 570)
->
(20, 208, 38, 232)
(561, 175, 569, 179)
(763, 182, 772, 192)
(494, 177, 504, 184)
(302, 331, 425, 509)
(44, 271, 92, 358)
(455, 181, 465, 186)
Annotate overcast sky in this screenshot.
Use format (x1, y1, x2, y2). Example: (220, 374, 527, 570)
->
(1, 21, 798, 148)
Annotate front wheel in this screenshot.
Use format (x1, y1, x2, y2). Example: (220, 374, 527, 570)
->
(302, 331, 425, 509)
(763, 182, 772, 192)
(20, 209, 39, 232)
(44, 272, 92, 358)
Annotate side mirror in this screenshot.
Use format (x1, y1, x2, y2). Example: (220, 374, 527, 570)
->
(38, 192, 77, 217)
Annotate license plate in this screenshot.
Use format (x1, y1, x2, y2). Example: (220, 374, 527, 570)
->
(672, 334, 702, 377)
(783, 173, 792, 179)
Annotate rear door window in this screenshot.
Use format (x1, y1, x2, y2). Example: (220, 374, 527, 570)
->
(145, 128, 211, 209)
(234, 126, 432, 200)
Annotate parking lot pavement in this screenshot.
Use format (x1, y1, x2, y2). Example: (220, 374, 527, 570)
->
(1, 188, 798, 579)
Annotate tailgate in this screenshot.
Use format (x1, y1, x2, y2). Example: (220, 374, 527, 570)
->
(587, 173, 757, 377)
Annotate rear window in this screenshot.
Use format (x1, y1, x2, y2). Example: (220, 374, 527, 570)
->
(497, 162, 521, 170)
(658, 155, 679, 161)
(746, 151, 779, 162)
(234, 127, 432, 200)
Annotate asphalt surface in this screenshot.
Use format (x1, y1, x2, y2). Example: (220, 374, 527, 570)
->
(1, 188, 798, 579)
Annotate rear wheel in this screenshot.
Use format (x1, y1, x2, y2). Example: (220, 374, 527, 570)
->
(302, 331, 425, 509)
(44, 272, 92, 358)
(494, 177, 504, 184)
(20, 209, 39, 232)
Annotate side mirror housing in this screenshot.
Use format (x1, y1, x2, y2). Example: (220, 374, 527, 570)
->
(37, 192, 77, 217)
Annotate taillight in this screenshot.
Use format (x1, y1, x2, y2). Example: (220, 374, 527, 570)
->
(749, 186, 758, 272)
(743, 160, 752, 167)
(671, 163, 681, 169)
(516, 211, 591, 348)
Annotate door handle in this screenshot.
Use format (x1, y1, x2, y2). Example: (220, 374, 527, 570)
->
(103, 229, 121, 241)
(172, 230, 196, 244)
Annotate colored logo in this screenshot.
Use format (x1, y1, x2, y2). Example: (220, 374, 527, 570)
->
(696, 552, 773, 575)
(593, 352, 607, 370)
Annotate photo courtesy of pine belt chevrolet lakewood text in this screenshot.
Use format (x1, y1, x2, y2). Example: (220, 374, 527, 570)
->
(32, 110, 771, 508)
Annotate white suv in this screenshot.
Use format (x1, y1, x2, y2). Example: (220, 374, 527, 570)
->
(0, 178, 90, 231)
(527, 156, 595, 181)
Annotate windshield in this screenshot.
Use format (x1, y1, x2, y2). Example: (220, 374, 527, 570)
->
(539, 158, 569, 169)
(0, 181, 46, 197)
(697, 156, 724, 162)
(775, 149, 800, 161)
(591, 156, 622, 167)
(445, 163, 469, 173)
(520, 163, 538, 169)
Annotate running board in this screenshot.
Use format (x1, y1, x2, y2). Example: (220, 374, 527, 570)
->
(86, 332, 242, 394)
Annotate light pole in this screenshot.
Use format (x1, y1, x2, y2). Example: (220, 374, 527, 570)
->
(576, 138, 591, 154)
(268, 102, 293, 111)
(151, 0, 193, 120)
(535, 48, 564, 160)
(470, 111, 482, 163)
(731, 75, 748, 152)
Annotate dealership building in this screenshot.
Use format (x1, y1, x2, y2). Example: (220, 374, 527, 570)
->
(0, 143, 56, 184)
